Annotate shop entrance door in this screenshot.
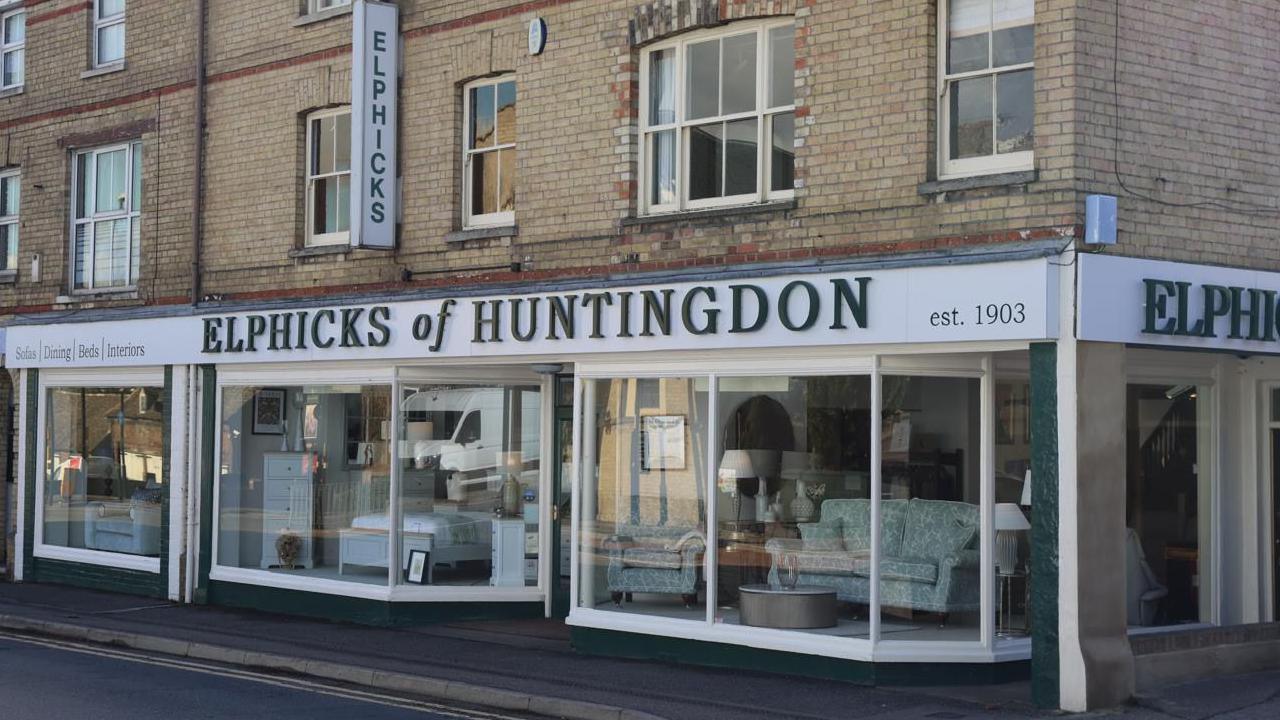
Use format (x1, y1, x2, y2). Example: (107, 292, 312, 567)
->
(551, 376, 574, 618)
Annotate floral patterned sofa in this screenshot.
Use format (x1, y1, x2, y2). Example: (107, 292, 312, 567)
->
(765, 498, 980, 617)
(603, 525, 705, 607)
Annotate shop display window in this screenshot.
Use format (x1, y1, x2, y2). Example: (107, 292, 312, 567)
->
(1125, 382, 1211, 627)
(216, 384, 392, 586)
(394, 383, 541, 587)
(41, 385, 165, 558)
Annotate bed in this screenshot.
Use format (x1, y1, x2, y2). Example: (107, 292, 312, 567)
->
(338, 511, 493, 581)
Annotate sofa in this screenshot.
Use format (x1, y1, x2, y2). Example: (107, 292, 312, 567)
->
(765, 498, 980, 616)
(603, 525, 705, 606)
(84, 501, 162, 556)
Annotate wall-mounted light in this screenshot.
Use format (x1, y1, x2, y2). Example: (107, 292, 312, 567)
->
(30, 252, 40, 282)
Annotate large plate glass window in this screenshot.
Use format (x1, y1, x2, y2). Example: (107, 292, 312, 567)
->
(877, 375, 984, 642)
(215, 384, 391, 586)
(0, 170, 17, 272)
(1, 7, 23, 89)
(71, 141, 142, 290)
(93, 0, 125, 67)
(640, 19, 794, 215)
(1125, 382, 1212, 627)
(941, 0, 1034, 178)
(394, 382, 541, 587)
(463, 77, 516, 228)
(718, 375, 871, 633)
(305, 107, 351, 246)
(41, 385, 164, 558)
(578, 377, 709, 617)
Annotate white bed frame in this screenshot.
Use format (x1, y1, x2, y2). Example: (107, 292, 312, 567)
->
(337, 528, 491, 583)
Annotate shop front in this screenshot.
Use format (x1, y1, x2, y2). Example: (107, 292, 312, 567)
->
(7, 249, 1062, 674)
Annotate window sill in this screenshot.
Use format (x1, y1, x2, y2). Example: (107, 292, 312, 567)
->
(294, 5, 353, 27)
(0, 85, 22, 100)
(81, 62, 126, 80)
(446, 225, 518, 244)
(289, 244, 350, 259)
(56, 288, 139, 303)
(918, 169, 1038, 196)
(0, 269, 15, 284)
(622, 199, 797, 228)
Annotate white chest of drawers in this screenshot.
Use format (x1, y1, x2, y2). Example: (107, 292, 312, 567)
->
(490, 517, 526, 587)
(260, 452, 315, 569)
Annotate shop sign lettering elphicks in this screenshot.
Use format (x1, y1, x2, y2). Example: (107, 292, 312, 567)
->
(1142, 278, 1280, 342)
(198, 279, 872, 356)
(5, 259, 1057, 368)
(350, 0, 398, 249)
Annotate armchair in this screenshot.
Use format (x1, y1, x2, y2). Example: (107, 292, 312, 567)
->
(604, 525, 705, 607)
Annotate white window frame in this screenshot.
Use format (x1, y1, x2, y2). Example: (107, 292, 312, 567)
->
(93, 0, 125, 68)
(938, 0, 1035, 179)
(305, 106, 351, 247)
(1, 7, 24, 90)
(0, 169, 18, 272)
(308, 0, 351, 13)
(33, 368, 166, 574)
(638, 19, 796, 217)
(462, 75, 517, 229)
(208, 362, 551, 603)
(70, 141, 142, 292)
(569, 349, 1015, 665)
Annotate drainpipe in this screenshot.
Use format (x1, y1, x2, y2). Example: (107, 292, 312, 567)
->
(190, 0, 206, 306)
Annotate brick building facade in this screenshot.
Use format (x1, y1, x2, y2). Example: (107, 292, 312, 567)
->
(1, 0, 1276, 713)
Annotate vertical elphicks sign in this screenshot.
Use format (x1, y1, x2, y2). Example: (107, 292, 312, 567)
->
(350, 1, 399, 249)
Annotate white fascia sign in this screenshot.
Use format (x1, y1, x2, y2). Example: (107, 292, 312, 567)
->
(4, 258, 1060, 369)
(350, 0, 399, 249)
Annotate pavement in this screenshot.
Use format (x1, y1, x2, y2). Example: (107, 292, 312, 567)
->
(0, 581, 1274, 719)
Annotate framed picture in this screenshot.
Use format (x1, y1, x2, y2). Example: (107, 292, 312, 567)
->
(253, 389, 286, 435)
(405, 549, 430, 584)
(641, 415, 686, 471)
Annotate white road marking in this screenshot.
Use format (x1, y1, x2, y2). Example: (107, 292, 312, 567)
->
(0, 630, 527, 720)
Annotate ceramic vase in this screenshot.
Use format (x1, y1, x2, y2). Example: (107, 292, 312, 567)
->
(792, 479, 815, 521)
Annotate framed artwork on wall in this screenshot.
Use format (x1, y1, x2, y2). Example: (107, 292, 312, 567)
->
(641, 414, 686, 471)
(253, 389, 287, 435)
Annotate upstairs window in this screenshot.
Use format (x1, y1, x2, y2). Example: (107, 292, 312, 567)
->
(463, 76, 516, 228)
(309, 0, 351, 12)
(306, 107, 351, 246)
(941, 0, 1034, 178)
(640, 19, 795, 215)
(72, 142, 142, 290)
(0, 170, 17, 271)
(1, 7, 23, 89)
(93, 0, 125, 67)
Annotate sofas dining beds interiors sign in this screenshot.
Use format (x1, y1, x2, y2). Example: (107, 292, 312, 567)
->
(5, 257, 1059, 369)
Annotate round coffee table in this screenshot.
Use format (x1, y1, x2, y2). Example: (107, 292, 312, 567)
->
(738, 584, 838, 629)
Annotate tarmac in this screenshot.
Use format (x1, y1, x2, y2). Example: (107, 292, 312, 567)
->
(0, 582, 1274, 720)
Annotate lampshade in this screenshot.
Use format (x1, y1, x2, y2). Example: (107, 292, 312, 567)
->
(1020, 469, 1032, 507)
(995, 502, 1031, 531)
(745, 449, 779, 479)
(719, 449, 755, 479)
(500, 451, 523, 471)
(406, 421, 433, 442)
(779, 451, 813, 478)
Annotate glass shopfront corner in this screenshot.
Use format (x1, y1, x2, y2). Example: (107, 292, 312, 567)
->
(573, 352, 1035, 662)
(209, 365, 549, 602)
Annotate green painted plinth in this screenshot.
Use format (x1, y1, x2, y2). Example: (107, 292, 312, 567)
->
(570, 627, 1030, 687)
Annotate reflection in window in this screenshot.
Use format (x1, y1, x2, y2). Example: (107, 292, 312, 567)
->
(878, 376, 982, 641)
(724, 376, 872, 633)
(396, 383, 541, 587)
(579, 378, 709, 617)
(1125, 383, 1209, 627)
(43, 386, 164, 557)
(216, 385, 390, 585)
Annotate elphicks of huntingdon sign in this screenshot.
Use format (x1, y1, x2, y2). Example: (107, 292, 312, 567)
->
(350, 0, 399, 249)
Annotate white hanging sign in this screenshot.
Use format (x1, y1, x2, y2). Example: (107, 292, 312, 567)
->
(350, 0, 399, 249)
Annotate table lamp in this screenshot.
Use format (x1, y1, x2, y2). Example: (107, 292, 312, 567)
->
(995, 502, 1031, 575)
(718, 450, 755, 521)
